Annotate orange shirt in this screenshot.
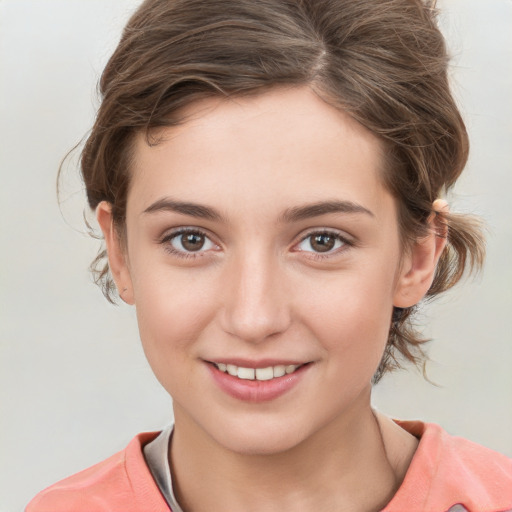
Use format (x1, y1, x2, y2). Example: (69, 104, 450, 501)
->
(26, 422, 512, 512)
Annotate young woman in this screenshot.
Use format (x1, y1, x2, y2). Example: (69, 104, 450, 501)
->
(26, 0, 512, 511)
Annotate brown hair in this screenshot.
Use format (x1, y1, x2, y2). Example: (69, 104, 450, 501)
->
(77, 0, 484, 381)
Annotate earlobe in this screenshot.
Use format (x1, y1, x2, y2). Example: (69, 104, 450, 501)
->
(96, 201, 134, 305)
(393, 200, 449, 308)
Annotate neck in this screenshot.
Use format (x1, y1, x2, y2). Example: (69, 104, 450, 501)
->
(169, 392, 416, 512)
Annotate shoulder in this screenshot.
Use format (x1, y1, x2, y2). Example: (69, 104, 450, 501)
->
(26, 432, 170, 512)
(385, 420, 512, 512)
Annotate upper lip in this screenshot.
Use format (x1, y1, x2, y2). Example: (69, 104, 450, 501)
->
(204, 358, 311, 369)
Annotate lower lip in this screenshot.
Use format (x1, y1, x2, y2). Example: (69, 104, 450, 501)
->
(207, 363, 311, 403)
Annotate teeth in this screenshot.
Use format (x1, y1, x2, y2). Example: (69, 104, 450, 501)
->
(273, 365, 286, 377)
(215, 363, 301, 380)
(226, 364, 237, 376)
(255, 367, 273, 381)
(237, 367, 255, 380)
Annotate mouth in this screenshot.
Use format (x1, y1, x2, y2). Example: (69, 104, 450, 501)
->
(210, 362, 307, 381)
(205, 359, 312, 402)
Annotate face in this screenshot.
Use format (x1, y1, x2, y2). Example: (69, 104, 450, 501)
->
(99, 87, 437, 455)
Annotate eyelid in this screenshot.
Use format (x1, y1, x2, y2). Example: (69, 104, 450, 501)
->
(293, 228, 354, 257)
(158, 226, 354, 260)
(159, 226, 220, 258)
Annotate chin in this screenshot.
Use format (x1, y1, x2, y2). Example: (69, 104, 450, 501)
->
(218, 426, 307, 456)
(201, 410, 322, 456)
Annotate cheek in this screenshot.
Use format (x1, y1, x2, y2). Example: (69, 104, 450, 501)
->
(299, 265, 396, 368)
(130, 263, 217, 379)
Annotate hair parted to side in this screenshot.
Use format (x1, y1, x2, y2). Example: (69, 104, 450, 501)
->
(77, 0, 484, 381)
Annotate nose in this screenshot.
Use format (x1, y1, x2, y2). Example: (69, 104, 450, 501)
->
(219, 249, 291, 344)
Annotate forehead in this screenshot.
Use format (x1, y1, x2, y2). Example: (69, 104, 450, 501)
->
(128, 86, 393, 222)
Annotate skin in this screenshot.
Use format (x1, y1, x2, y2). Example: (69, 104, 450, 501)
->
(98, 86, 447, 511)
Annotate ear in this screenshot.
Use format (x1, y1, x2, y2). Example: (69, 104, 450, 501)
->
(96, 201, 135, 305)
(393, 200, 449, 308)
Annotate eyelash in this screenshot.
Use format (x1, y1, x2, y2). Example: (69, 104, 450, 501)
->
(295, 230, 353, 260)
(159, 228, 353, 260)
(160, 228, 217, 260)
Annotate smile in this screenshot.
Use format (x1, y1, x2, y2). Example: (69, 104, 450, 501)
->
(214, 362, 302, 381)
(206, 360, 312, 402)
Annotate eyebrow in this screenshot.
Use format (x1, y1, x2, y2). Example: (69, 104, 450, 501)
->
(143, 198, 225, 222)
(142, 198, 374, 223)
(279, 200, 374, 223)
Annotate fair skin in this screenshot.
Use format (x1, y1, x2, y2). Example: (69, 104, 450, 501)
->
(98, 86, 446, 511)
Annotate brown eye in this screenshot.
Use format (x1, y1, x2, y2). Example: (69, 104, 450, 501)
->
(181, 232, 205, 251)
(310, 234, 335, 252)
(296, 231, 347, 255)
(166, 229, 216, 256)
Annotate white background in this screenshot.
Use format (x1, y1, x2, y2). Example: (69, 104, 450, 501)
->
(1, 1, 511, 510)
